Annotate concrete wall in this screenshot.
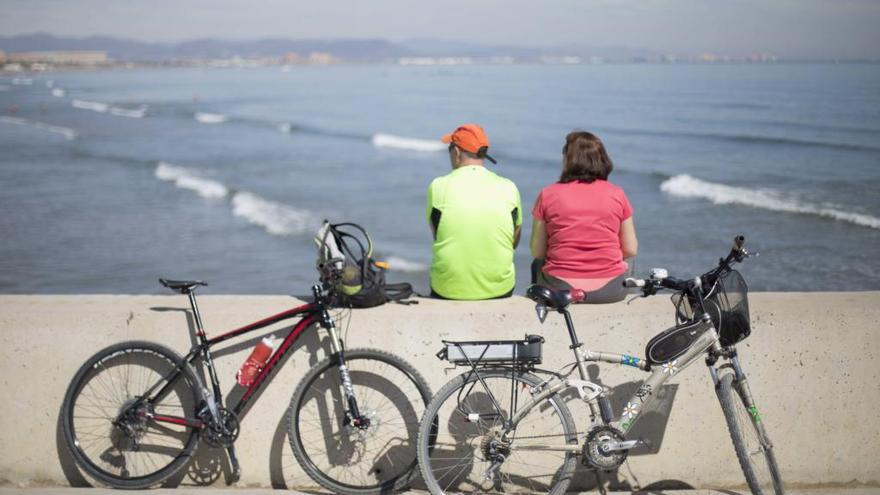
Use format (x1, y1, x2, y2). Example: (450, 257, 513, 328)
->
(0, 292, 878, 489)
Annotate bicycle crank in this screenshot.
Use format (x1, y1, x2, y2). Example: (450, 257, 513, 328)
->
(583, 426, 630, 471)
(202, 407, 241, 447)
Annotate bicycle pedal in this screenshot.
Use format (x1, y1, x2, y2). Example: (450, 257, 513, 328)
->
(226, 446, 241, 484)
(228, 466, 241, 484)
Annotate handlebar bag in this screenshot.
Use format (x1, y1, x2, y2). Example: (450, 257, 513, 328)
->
(645, 319, 712, 365)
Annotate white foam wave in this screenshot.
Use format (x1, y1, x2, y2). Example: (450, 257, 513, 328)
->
(384, 256, 429, 273)
(155, 162, 228, 199)
(51, 88, 66, 97)
(46, 80, 54, 88)
(660, 174, 880, 230)
(12, 78, 33, 86)
(276, 122, 292, 133)
(195, 112, 227, 124)
(231, 191, 315, 236)
(0, 116, 77, 140)
(110, 105, 147, 118)
(72, 99, 109, 113)
(372, 133, 446, 152)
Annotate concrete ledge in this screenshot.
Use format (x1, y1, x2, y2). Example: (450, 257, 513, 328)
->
(1, 489, 879, 495)
(1, 292, 878, 489)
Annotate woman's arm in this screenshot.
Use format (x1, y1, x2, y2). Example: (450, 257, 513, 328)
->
(530, 218, 547, 259)
(620, 217, 638, 258)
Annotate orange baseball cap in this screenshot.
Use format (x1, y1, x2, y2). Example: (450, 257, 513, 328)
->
(441, 123, 497, 164)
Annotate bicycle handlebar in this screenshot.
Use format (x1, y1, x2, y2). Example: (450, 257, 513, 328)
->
(624, 235, 751, 298)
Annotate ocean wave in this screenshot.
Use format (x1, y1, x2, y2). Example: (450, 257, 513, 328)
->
(231, 191, 315, 236)
(110, 105, 148, 118)
(153, 162, 317, 236)
(72, 99, 109, 113)
(384, 256, 429, 273)
(371, 133, 447, 152)
(195, 112, 227, 124)
(0, 116, 77, 140)
(660, 174, 880, 230)
(600, 126, 880, 152)
(46, 80, 54, 88)
(276, 122, 293, 133)
(155, 162, 228, 199)
(11, 78, 33, 86)
(51, 88, 66, 98)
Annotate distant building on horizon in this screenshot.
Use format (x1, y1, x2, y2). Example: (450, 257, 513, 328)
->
(6, 51, 108, 65)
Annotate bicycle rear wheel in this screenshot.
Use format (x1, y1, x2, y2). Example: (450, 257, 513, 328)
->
(417, 369, 577, 495)
(61, 341, 200, 488)
(287, 348, 431, 495)
(716, 372, 784, 495)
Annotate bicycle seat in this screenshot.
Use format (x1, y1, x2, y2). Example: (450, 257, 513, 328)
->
(526, 285, 586, 310)
(159, 278, 208, 294)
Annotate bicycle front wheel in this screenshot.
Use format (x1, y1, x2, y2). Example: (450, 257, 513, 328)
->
(417, 369, 577, 495)
(61, 341, 200, 488)
(287, 348, 431, 495)
(716, 372, 784, 495)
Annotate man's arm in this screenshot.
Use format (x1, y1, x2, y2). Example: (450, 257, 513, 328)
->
(426, 183, 436, 240)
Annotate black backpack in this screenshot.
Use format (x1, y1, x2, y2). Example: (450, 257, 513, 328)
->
(315, 221, 416, 308)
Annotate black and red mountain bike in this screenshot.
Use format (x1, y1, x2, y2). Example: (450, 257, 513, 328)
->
(60, 279, 430, 494)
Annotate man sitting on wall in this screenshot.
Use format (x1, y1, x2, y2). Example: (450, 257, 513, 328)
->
(426, 123, 522, 300)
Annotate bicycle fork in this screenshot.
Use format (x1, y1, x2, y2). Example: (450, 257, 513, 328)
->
(323, 311, 367, 428)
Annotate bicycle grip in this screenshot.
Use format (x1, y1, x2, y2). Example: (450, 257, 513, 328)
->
(624, 277, 645, 288)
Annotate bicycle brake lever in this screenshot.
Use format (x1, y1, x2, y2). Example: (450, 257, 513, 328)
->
(625, 294, 642, 305)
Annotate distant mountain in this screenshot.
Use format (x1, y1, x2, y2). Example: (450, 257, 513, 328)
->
(399, 38, 662, 60)
(0, 33, 413, 61)
(0, 33, 663, 62)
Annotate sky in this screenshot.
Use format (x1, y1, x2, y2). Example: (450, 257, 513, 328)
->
(1, 0, 879, 59)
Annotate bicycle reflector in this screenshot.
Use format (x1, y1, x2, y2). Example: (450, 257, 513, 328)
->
(535, 304, 549, 323)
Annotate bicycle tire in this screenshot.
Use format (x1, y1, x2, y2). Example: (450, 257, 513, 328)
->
(61, 341, 200, 489)
(417, 368, 578, 495)
(287, 348, 431, 495)
(716, 372, 785, 495)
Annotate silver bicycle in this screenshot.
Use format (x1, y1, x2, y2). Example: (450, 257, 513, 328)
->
(416, 236, 783, 495)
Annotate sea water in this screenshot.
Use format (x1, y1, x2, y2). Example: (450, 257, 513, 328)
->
(1, 64, 878, 294)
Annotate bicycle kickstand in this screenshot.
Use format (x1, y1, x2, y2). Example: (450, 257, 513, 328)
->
(226, 444, 241, 484)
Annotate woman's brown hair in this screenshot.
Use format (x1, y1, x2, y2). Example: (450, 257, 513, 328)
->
(560, 131, 613, 183)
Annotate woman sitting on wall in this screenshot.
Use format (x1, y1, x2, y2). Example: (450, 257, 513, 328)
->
(530, 131, 638, 303)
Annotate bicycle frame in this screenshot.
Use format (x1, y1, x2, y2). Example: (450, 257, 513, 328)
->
(135, 284, 346, 429)
(463, 313, 731, 454)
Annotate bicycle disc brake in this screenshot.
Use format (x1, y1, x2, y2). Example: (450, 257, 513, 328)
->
(202, 407, 240, 447)
(583, 425, 627, 471)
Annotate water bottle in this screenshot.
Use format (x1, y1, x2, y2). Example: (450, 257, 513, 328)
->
(236, 336, 276, 387)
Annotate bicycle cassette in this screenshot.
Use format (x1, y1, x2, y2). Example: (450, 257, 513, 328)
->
(583, 425, 627, 471)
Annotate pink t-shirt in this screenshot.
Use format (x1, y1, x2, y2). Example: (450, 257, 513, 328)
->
(532, 180, 633, 279)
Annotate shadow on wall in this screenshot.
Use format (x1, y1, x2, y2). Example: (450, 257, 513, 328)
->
(561, 364, 689, 492)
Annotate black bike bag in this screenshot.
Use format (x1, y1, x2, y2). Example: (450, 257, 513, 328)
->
(645, 319, 712, 364)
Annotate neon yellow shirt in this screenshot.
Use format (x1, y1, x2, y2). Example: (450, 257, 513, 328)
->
(426, 165, 522, 299)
